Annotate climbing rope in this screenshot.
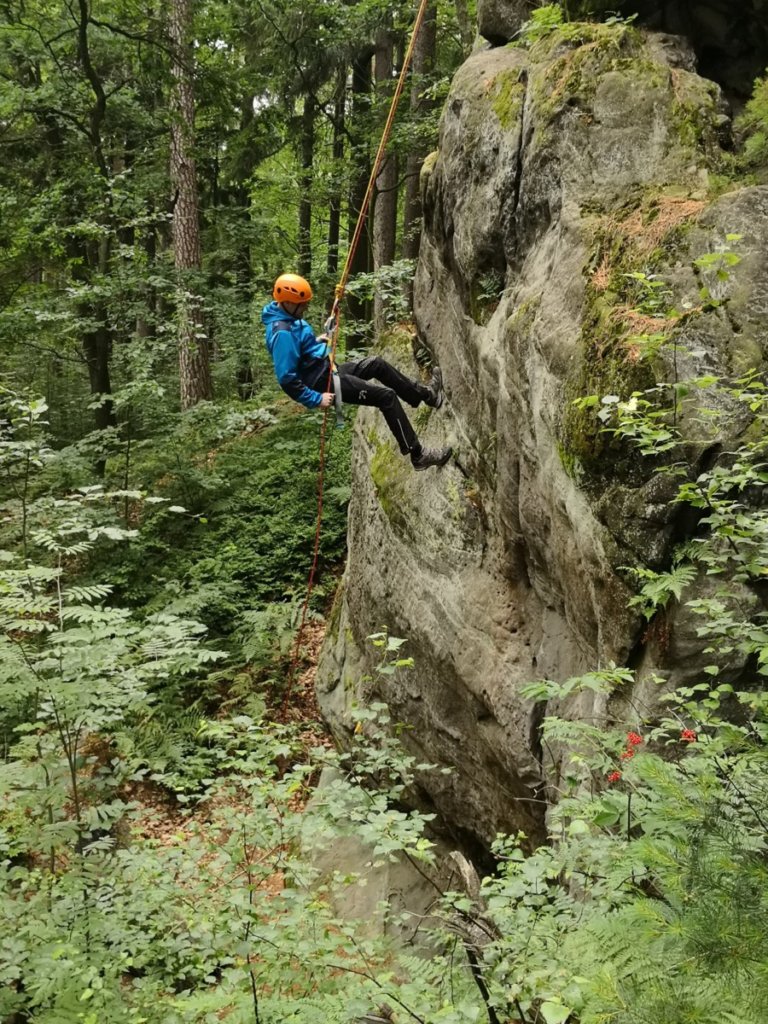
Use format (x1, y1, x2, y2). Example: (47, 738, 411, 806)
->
(281, 0, 433, 712)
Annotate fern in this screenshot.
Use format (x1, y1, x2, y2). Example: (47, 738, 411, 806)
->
(626, 562, 698, 620)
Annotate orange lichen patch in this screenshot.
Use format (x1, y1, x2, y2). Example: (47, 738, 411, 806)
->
(590, 196, 705, 292)
(611, 306, 679, 335)
(620, 196, 705, 257)
(592, 252, 613, 292)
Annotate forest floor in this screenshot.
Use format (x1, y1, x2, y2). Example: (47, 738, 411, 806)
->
(131, 618, 332, 852)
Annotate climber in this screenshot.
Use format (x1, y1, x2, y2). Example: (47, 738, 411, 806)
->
(262, 273, 452, 471)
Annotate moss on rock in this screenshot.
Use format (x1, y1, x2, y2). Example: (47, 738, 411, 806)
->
(490, 69, 526, 130)
(560, 305, 654, 474)
(529, 21, 642, 119)
(369, 437, 409, 531)
(326, 579, 345, 642)
(669, 71, 725, 166)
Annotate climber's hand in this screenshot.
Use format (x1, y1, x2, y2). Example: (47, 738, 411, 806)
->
(319, 393, 334, 408)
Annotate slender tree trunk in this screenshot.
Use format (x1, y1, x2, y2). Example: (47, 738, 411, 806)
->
(402, 0, 437, 308)
(233, 22, 259, 397)
(135, 216, 156, 340)
(327, 70, 345, 279)
(169, 0, 213, 410)
(234, 155, 255, 399)
(454, 0, 474, 57)
(373, 27, 398, 335)
(82, 325, 116, 432)
(74, 0, 117, 441)
(347, 49, 374, 323)
(298, 95, 315, 279)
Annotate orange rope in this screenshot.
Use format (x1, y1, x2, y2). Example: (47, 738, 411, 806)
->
(281, 0, 432, 712)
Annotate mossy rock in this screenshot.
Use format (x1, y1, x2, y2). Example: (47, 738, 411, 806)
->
(420, 149, 439, 186)
(369, 437, 410, 532)
(490, 69, 526, 130)
(380, 323, 416, 358)
(326, 579, 345, 642)
(529, 21, 642, 119)
(586, 187, 706, 298)
(504, 296, 541, 346)
(669, 72, 727, 166)
(559, 288, 656, 481)
(414, 404, 433, 431)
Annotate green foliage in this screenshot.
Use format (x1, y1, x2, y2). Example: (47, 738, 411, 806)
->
(516, 4, 565, 45)
(0, 563, 480, 1023)
(625, 559, 698, 619)
(7, 355, 768, 1024)
(98, 389, 351, 636)
(622, 271, 674, 315)
(470, 267, 505, 324)
(345, 259, 416, 333)
(0, 388, 486, 1022)
(693, 234, 743, 308)
(471, 699, 768, 1024)
(736, 73, 768, 168)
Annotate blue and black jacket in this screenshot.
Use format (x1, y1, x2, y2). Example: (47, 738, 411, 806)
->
(261, 301, 330, 409)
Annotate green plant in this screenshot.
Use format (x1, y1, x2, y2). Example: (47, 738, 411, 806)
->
(736, 73, 768, 168)
(345, 260, 416, 329)
(622, 271, 674, 315)
(692, 234, 743, 308)
(516, 4, 564, 46)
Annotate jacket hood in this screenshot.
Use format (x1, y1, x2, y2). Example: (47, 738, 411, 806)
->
(261, 301, 297, 326)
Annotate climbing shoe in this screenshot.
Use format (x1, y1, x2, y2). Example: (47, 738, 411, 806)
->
(411, 445, 452, 471)
(424, 367, 445, 409)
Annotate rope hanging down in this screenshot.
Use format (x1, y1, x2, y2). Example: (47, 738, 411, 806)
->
(281, 0, 433, 711)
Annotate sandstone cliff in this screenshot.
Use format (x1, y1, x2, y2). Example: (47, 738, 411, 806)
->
(317, 22, 768, 851)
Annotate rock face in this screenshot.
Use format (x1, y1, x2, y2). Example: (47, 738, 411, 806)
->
(476, 1, 768, 97)
(317, 24, 768, 851)
(477, 0, 531, 46)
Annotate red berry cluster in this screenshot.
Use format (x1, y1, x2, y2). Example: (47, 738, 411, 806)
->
(607, 732, 643, 783)
(680, 727, 697, 743)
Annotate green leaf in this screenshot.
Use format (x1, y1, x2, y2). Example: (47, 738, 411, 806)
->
(540, 1001, 572, 1024)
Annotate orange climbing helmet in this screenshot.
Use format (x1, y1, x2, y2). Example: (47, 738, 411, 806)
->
(273, 273, 313, 303)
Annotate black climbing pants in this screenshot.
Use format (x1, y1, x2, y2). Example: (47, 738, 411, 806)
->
(337, 355, 429, 456)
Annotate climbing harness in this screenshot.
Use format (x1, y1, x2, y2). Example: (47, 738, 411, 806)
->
(281, 0, 433, 712)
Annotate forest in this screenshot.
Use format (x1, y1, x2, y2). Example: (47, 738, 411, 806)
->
(2, 0, 768, 1022)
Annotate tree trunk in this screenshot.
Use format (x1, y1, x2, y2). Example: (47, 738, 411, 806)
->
(454, 0, 475, 58)
(135, 217, 157, 341)
(298, 95, 315, 279)
(373, 27, 398, 335)
(83, 323, 116, 432)
(74, 0, 117, 440)
(327, 70, 345, 280)
(347, 50, 374, 323)
(169, 0, 213, 410)
(402, 0, 437, 309)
